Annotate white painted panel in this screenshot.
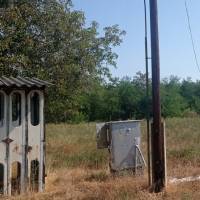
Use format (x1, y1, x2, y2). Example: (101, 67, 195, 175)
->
(8, 91, 26, 195)
(27, 90, 44, 192)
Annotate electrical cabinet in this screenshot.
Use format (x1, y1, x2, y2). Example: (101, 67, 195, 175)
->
(96, 120, 145, 171)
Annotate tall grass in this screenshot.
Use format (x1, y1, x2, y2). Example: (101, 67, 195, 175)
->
(5, 118, 200, 199)
(46, 123, 108, 171)
(166, 118, 200, 177)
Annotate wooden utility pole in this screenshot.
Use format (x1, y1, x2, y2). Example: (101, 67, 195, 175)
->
(143, 0, 151, 187)
(149, 0, 165, 192)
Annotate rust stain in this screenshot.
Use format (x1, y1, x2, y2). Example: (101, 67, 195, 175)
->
(13, 144, 19, 153)
(27, 146, 32, 152)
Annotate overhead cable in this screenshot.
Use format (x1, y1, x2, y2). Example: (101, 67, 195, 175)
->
(185, 0, 200, 73)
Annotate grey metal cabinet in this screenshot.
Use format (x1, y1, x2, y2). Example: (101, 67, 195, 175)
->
(96, 120, 145, 172)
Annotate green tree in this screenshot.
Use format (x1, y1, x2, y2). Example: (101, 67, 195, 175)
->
(117, 77, 139, 120)
(181, 78, 196, 111)
(0, 0, 125, 122)
(102, 82, 120, 121)
(132, 72, 151, 118)
(161, 76, 187, 118)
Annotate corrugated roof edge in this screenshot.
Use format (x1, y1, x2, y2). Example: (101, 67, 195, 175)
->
(0, 76, 53, 88)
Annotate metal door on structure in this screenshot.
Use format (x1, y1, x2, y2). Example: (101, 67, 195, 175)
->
(0, 91, 26, 195)
(27, 91, 44, 192)
(9, 91, 25, 195)
(110, 121, 141, 171)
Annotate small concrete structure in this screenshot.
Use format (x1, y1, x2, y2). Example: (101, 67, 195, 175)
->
(0, 76, 50, 195)
(97, 120, 146, 172)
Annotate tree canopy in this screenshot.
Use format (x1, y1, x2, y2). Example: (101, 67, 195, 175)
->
(1, 1, 200, 123)
(0, 0, 125, 122)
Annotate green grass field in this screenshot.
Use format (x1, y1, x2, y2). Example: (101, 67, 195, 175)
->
(6, 118, 200, 199)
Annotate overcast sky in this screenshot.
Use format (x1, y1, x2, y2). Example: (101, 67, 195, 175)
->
(72, 0, 200, 80)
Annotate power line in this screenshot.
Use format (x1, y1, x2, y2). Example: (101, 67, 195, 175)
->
(143, 0, 151, 187)
(184, 0, 200, 73)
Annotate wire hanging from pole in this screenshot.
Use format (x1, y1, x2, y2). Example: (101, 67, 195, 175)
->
(185, 0, 200, 73)
(143, 0, 151, 187)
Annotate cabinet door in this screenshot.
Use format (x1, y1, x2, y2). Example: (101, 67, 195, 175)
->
(110, 121, 141, 171)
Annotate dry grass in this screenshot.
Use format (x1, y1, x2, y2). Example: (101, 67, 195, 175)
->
(4, 118, 200, 199)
